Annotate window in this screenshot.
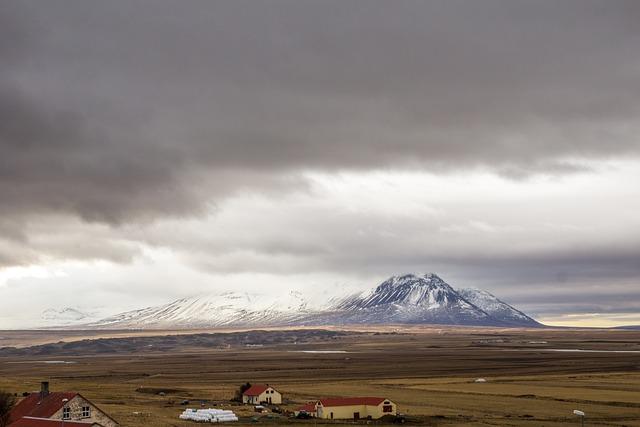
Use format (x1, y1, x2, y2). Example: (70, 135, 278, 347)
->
(383, 405, 393, 413)
(82, 406, 91, 418)
(62, 407, 71, 420)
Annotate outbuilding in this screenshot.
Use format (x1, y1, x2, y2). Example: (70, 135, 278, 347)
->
(241, 384, 282, 405)
(296, 397, 396, 420)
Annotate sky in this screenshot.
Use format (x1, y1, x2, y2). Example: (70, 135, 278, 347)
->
(1, 0, 639, 328)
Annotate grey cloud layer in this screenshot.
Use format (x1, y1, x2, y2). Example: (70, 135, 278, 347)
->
(118, 170, 640, 318)
(2, 0, 640, 225)
(1, 1, 639, 323)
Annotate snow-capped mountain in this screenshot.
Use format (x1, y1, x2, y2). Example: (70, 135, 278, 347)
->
(324, 273, 495, 325)
(457, 288, 539, 326)
(86, 273, 541, 329)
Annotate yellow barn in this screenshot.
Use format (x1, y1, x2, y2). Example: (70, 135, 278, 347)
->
(297, 397, 396, 420)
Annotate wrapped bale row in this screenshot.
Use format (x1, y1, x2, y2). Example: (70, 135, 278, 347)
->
(179, 408, 239, 423)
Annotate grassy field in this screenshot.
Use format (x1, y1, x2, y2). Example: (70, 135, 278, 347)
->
(1, 327, 639, 426)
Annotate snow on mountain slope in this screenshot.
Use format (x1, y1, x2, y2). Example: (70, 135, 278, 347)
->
(325, 273, 498, 325)
(91, 290, 315, 328)
(338, 274, 474, 310)
(41, 307, 96, 325)
(457, 288, 540, 326)
(87, 273, 541, 329)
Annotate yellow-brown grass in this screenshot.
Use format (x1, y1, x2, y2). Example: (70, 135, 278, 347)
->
(1, 327, 638, 426)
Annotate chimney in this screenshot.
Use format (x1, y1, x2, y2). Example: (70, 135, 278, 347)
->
(40, 381, 49, 399)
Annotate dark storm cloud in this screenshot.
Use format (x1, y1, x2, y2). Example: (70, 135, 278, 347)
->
(1, 0, 640, 225)
(0, 3, 201, 225)
(1, 1, 640, 323)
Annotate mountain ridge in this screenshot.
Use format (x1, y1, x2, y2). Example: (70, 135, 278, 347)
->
(84, 273, 541, 329)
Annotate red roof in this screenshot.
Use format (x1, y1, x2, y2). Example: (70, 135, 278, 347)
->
(318, 397, 387, 407)
(9, 393, 78, 424)
(10, 417, 97, 427)
(242, 384, 274, 396)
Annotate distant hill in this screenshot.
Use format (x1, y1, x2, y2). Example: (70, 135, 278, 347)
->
(82, 273, 541, 329)
(613, 325, 640, 330)
(0, 330, 352, 357)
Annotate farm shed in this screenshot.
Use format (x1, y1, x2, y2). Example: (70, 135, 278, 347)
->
(297, 397, 396, 420)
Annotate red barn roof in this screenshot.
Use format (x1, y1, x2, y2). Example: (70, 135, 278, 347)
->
(242, 384, 275, 396)
(9, 392, 78, 424)
(318, 397, 387, 407)
(10, 417, 97, 427)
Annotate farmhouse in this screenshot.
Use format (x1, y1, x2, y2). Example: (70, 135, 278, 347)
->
(9, 417, 102, 427)
(8, 382, 119, 427)
(241, 384, 282, 405)
(296, 397, 397, 420)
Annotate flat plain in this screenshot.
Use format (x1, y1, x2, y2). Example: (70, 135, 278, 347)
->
(1, 327, 639, 426)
